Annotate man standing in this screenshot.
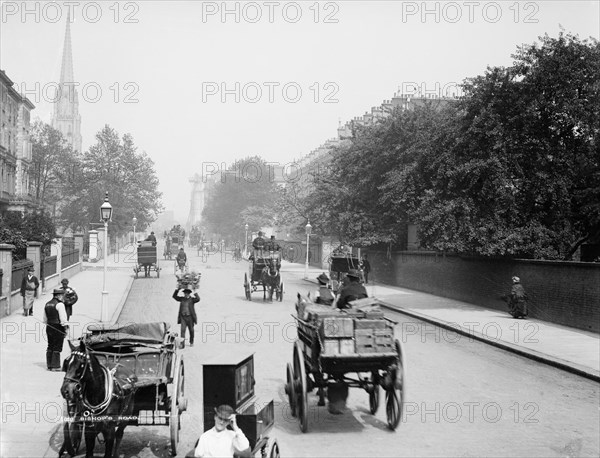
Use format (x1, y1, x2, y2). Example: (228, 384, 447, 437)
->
(20, 267, 39, 316)
(43, 289, 69, 371)
(193, 404, 250, 457)
(59, 278, 78, 320)
(360, 254, 371, 284)
(335, 269, 368, 309)
(172, 288, 199, 346)
(508, 276, 528, 319)
(176, 247, 187, 272)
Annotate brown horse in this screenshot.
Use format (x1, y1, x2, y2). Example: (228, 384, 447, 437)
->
(260, 259, 280, 301)
(59, 341, 137, 458)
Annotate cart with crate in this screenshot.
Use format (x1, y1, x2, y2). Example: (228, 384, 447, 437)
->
(286, 297, 406, 432)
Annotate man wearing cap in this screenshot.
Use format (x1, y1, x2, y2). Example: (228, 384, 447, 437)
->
(507, 276, 528, 319)
(59, 278, 78, 320)
(335, 269, 368, 309)
(172, 288, 200, 346)
(194, 404, 250, 457)
(145, 231, 157, 246)
(43, 289, 68, 371)
(20, 266, 39, 316)
(314, 273, 335, 306)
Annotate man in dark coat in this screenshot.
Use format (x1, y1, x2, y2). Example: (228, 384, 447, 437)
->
(336, 269, 368, 309)
(360, 255, 371, 284)
(173, 288, 200, 346)
(20, 267, 40, 316)
(145, 231, 157, 246)
(508, 276, 528, 319)
(43, 289, 69, 371)
(59, 278, 78, 320)
(176, 247, 187, 271)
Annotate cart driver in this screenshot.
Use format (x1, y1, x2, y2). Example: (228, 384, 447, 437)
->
(250, 231, 265, 260)
(334, 269, 368, 309)
(192, 404, 251, 457)
(145, 231, 157, 246)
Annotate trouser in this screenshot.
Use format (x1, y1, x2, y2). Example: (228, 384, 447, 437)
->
(180, 315, 195, 344)
(46, 324, 65, 369)
(364, 272, 369, 284)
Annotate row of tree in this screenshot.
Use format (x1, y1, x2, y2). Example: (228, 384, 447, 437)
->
(201, 32, 599, 260)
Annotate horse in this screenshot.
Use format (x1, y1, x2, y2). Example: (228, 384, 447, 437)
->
(260, 259, 280, 301)
(60, 340, 137, 458)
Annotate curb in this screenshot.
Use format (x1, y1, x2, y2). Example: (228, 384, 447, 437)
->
(109, 274, 135, 324)
(377, 300, 600, 384)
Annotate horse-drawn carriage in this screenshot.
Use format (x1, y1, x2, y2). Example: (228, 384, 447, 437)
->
(60, 322, 187, 457)
(243, 250, 284, 301)
(134, 241, 161, 278)
(285, 296, 406, 432)
(328, 251, 362, 292)
(164, 229, 184, 260)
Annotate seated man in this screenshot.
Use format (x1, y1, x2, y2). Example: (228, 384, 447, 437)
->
(252, 231, 265, 250)
(314, 273, 335, 306)
(335, 269, 368, 309)
(145, 231, 157, 246)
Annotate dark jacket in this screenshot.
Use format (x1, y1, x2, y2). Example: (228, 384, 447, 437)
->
(176, 251, 187, 263)
(252, 236, 265, 250)
(172, 289, 199, 324)
(20, 274, 40, 297)
(337, 281, 368, 309)
(361, 259, 371, 273)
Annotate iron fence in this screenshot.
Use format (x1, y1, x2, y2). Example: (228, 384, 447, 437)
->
(43, 255, 57, 279)
(62, 248, 79, 269)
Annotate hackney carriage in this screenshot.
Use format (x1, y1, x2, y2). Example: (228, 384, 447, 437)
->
(329, 251, 362, 293)
(244, 249, 284, 301)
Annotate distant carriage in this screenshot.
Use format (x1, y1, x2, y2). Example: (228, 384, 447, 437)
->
(164, 230, 184, 260)
(243, 250, 284, 302)
(328, 251, 362, 292)
(134, 241, 160, 278)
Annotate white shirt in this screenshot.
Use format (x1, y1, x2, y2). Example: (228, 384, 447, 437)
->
(194, 427, 250, 457)
(42, 300, 69, 325)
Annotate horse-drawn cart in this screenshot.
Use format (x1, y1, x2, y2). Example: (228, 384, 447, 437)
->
(244, 250, 283, 301)
(134, 241, 160, 278)
(60, 322, 187, 457)
(285, 297, 406, 432)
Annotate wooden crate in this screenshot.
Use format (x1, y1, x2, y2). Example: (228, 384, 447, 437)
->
(355, 329, 375, 353)
(322, 317, 354, 338)
(355, 319, 388, 330)
(374, 329, 394, 353)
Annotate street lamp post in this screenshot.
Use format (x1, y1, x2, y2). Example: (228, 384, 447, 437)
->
(132, 216, 137, 246)
(100, 192, 113, 322)
(244, 223, 249, 258)
(304, 220, 312, 279)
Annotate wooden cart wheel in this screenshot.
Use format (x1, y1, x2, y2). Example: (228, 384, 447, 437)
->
(156, 265, 160, 278)
(385, 339, 406, 431)
(293, 341, 308, 433)
(244, 273, 251, 301)
(285, 363, 297, 417)
(265, 437, 280, 458)
(369, 371, 380, 414)
(278, 281, 284, 302)
(170, 357, 185, 455)
(61, 403, 83, 456)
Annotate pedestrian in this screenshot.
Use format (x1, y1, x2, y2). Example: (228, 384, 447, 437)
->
(172, 288, 199, 346)
(335, 269, 368, 309)
(507, 276, 528, 319)
(43, 289, 69, 371)
(176, 247, 187, 272)
(192, 404, 250, 457)
(59, 278, 78, 320)
(20, 266, 39, 316)
(314, 273, 335, 306)
(360, 254, 371, 284)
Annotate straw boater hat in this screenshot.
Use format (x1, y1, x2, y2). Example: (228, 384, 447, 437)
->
(346, 269, 361, 279)
(512, 276, 520, 283)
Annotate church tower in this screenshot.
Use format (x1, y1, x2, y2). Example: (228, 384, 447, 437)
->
(52, 12, 82, 153)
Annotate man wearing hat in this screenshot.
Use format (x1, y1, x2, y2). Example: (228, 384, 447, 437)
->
(314, 273, 335, 306)
(172, 288, 200, 346)
(59, 278, 78, 320)
(193, 404, 250, 457)
(20, 266, 39, 316)
(335, 269, 368, 309)
(42, 289, 68, 371)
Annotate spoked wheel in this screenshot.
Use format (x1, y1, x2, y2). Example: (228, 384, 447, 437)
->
(156, 265, 160, 278)
(170, 357, 186, 455)
(244, 273, 251, 301)
(285, 363, 297, 417)
(61, 403, 83, 456)
(265, 437, 280, 458)
(369, 371, 380, 414)
(385, 339, 406, 430)
(293, 341, 308, 433)
(277, 281, 284, 302)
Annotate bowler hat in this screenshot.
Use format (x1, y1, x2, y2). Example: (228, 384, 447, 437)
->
(52, 288, 64, 295)
(317, 273, 330, 284)
(346, 269, 361, 278)
(182, 288, 192, 294)
(61, 278, 69, 284)
(214, 404, 235, 420)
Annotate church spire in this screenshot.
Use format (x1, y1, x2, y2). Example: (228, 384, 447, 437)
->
(52, 11, 82, 153)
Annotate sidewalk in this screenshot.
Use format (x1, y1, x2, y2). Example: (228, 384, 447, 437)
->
(0, 250, 134, 458)
(294, 264, 600, 382)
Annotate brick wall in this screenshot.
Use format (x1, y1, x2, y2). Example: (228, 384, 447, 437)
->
(366, 251, 600, 333)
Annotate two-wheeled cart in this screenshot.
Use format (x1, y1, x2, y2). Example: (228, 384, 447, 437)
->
(134, 241, 161, 278)
(285, 297, 406, 432)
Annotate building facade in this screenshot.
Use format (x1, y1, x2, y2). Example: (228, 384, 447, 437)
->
(0, 70, 36, 214)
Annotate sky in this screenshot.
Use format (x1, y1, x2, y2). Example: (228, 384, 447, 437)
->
(2, 1, 599, 222)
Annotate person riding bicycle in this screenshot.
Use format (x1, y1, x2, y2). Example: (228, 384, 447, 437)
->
(176, 247, 187, 271)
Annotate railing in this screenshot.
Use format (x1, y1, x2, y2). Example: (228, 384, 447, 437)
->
(11, 259, 33, 293)
(43, 255, 57, 278)
(0, 268, 3, 296)
(62, 248, 79, 269)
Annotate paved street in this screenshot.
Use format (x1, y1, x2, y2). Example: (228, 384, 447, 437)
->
(112, 250, 599, 458)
